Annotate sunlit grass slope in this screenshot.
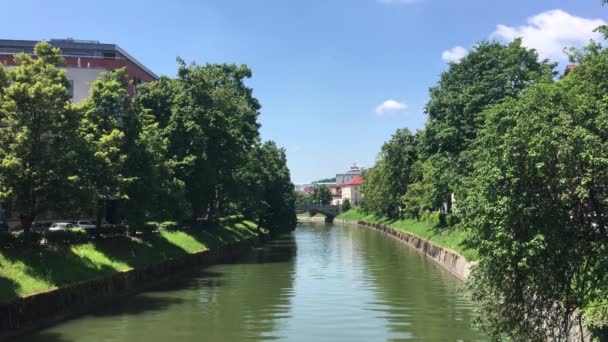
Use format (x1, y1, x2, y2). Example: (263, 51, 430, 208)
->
(337, 207, 477, 261)
(0, 220, 259, 303)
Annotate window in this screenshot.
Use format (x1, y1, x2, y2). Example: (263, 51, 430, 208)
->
(68, 80, 74, 98)
(103, 51, 116, 59)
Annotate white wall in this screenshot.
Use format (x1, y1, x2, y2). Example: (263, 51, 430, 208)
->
(64, 67, 105, 103)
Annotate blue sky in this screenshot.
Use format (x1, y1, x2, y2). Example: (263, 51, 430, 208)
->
(3, 0, 606, 183)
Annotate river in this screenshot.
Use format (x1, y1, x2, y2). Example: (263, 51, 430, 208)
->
(18, 221, 485, 341)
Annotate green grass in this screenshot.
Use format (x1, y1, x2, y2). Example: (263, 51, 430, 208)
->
(337, 207, 478, 261)
(0, 220, 260, 304)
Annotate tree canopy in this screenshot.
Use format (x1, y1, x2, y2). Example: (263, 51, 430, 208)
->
(0, 43, 296, 237)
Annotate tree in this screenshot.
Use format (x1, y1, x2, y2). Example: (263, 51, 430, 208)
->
(341, 198, 351, 212)
(360, 129, 418, 219)
(0, 42, 80, 233)
(312, 185, 332, 205)
(422, 39, 556, 211)
(77, 68, 130, 228)
(142, 61, 261, 223)
(237, 141, 296, 235)
(461, 41, 608, 339)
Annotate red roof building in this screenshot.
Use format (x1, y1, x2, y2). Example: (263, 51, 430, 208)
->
(341, 176, 363, 205)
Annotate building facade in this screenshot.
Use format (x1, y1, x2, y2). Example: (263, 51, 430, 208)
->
(341, 176, 363, 206)
(0, 38, 158, 102)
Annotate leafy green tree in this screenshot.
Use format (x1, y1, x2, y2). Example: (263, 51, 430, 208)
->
(461, 41, 608, 339)
(77, 68, 130, 228)
(295, 192, 314, 206)
(0, 42, 80, 233)
(400, 160, 435, 219)
(142, 61, 261, 223)
(361, 128, 418, 219)
(422, 39, 555, 211)
(238, 142, 296, 235)
(312, 185, 332, 205)
(340, 198, 351, 212)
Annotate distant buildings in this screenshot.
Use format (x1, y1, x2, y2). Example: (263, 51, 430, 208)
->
(336, 164, 363, 185)
(296, 163, 365, 206)
(0, 38, 158, 102)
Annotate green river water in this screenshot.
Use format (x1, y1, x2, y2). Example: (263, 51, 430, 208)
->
(18, 222, 486, 341)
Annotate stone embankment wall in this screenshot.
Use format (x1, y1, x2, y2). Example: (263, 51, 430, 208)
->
(335, 218, 473, 281)
(0, 238, 259, 341)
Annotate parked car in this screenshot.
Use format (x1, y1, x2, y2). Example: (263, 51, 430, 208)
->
(49, 222, 75, 231)
(73, 220, 96, 230)
(0, 220, 9, 232)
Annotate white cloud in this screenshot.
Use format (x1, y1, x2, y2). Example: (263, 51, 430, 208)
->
(491, 9, 606, 61)
(441, 46, 468, 62)
(377, 0, 417, 4)
(375, 99, 408, 116)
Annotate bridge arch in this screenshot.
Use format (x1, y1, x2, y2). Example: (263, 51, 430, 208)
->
(296, 204, 339, 223)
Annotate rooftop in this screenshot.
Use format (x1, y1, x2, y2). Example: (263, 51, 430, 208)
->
(0, 38, 158, 79)
(342, 176, 363, 186)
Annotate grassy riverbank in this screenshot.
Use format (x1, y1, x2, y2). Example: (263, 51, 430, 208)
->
(0, 220, 260, 304)
(337, 208, 477, 260)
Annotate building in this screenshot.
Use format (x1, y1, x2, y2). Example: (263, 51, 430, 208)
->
(336, 164, 363, 185)
(329, 185, 342, 205)
(0, 38, 158, 102)
(341, 176, 363, 206)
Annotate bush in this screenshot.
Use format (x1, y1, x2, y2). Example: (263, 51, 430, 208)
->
(45, 229, 89, 244)
(159, 221, 178, 231)
(421, 212, 444, 227)
(341, 199, 351, 212)
(445, 214, 459, 227)
(0, 231, 18, 247)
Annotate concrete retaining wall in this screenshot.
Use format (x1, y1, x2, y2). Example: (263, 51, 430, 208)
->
(0, 237, 258, 340)
(335, 218, 474, 281)
(297, 216, 327, 223)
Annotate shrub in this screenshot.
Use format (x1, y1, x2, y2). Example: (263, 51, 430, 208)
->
(341, 199, 351, 212)
(445, 214, 459, 227)
(0, 231, 18, 247)
(45, 229, 89, 244)
(422, 212, 444, 227)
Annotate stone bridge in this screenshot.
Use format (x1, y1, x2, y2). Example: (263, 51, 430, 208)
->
(296, 204, 340, 223)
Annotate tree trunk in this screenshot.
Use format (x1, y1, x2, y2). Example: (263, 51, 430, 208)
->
(95, 199, 105, 230)
(20, 214, 34, 236)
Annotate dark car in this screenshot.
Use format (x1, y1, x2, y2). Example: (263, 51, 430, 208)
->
(0, 220, 9, 232)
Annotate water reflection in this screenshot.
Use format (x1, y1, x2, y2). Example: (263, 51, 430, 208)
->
(18, 223, 485, 342)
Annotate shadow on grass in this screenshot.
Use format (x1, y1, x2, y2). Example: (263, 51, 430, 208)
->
(91, 234, 189, 269)
(182, 222, 258, 251)
(0, 221, 259, 304)
(13, 332, 75, 342)
(0, 275, 20, 304)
